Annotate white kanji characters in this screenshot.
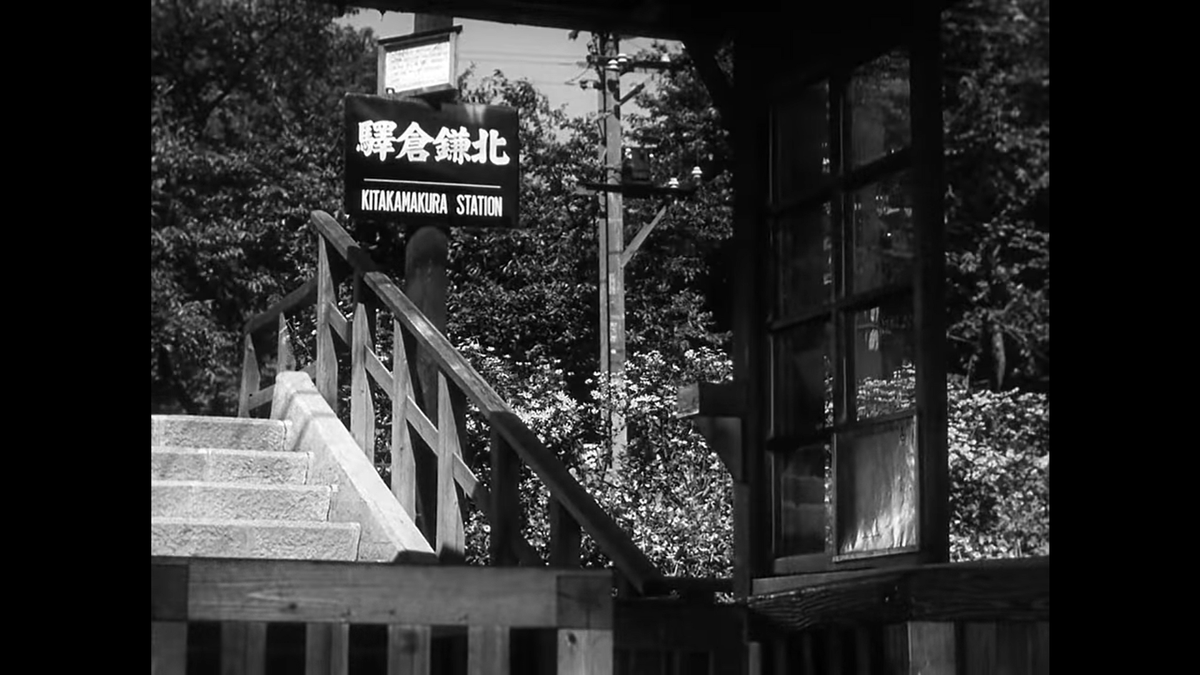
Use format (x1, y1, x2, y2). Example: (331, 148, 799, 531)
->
(356, 120, 399, 161)
(432, 126, 473, 164)
(395, 121, 435, 162)
(465, 128, 512, 166)
(486, 129, 511, 166)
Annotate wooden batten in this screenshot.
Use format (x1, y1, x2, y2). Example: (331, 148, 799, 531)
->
(314, 237, 338, 411)
(392, 320, 418, 522)
(436, 373, 465, 562)
(238, 333, 260, 418)
(490, 426, 521, 566)
(351, 280, 377, 460)
(278, 313, 296, 373)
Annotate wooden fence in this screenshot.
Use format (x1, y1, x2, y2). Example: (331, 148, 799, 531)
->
(237, 210, 662, 594)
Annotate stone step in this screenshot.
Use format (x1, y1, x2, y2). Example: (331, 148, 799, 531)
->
(151, 415, 289, 452)
(151, 518, 360, 561)
(151, 447, 311, 485)
(151, 481, 331, 521)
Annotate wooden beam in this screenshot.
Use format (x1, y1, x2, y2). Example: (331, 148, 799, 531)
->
(746, 557, 1049, 632)
(490, 426, 522, 566)
(681, 33, 735, 134)
(151, 557, 611, 628)
(619, 203, 668, 267)
(244, 277, 317, 337)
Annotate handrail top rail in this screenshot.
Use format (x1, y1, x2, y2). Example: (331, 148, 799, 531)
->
(301, 209, 664, 593)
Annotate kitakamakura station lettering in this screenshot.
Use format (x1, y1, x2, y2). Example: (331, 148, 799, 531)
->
(359, 189, 504, 217)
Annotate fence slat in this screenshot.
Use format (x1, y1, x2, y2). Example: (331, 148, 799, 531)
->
(314, 238, 338, 410)
(387, 624, 431, 675)
(238, 334, 260, 418)
(151, 621, 188, 675)
(306, 623, 350, 675)
(351, 287, 376, 459)
(557, 629, 613, 675)
(469, 625, 510, 675)
(436, 373, 465, 562)
(221, 621, 267, 675)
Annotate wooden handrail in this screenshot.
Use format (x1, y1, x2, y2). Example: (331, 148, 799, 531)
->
(235, 210, 664, 594)
(307, 210, 663, 593)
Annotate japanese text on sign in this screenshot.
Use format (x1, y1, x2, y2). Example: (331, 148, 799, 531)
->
(355, 121, 511, 166)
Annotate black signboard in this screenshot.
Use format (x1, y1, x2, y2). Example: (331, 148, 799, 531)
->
(344, 93, 520, 227)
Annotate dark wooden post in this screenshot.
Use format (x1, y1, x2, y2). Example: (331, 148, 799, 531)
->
(911, 0, 950, 565)
(490, 426, 521, 566)
(238, 334, 260, 418)
(400, 12, 468, 544)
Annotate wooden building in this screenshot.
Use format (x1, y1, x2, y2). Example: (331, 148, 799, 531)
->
(150, 1, 1048, 673)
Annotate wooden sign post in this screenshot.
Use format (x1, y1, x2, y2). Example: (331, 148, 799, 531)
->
(347, 14, 521, 559)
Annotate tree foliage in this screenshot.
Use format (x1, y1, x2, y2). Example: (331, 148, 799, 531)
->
(149, 2, 1049, 574)
(151, 0, 375, 414)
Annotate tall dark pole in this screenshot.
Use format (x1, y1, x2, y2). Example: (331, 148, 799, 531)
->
(403, 12, 459, 549)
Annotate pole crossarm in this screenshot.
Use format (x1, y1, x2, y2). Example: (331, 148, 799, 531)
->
(620, 203, 669, 268)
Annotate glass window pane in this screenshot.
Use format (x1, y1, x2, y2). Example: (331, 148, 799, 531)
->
(848, 50, 910, 169)
(775, 443, 832, 557)
(771, 81, 830, 203)
(851, 170, 914, 294)
(771, 202, 832, 317)
(771, 320, 834, 437)
(852, 294, 915, 420)
(835, 416, 918, 556)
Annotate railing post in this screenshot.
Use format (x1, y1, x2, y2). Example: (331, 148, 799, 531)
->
(278, 313, 296, 373)
(392, 320, 418, 522)
(549, 499, 582, 568)
(315, 237, 339, 411)
(469, 626, 511, 675)
(884, 622, 956, 675)
(490, 426, 521, 566)
(238, 334, 260, 418)
(306, 622, 350, 675)
(351, 272, 377, 460)
(436, 372, 465, 562)
(387, 624, 431, 675)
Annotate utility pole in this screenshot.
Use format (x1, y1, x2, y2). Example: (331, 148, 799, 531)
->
(595, 32, 627, 481)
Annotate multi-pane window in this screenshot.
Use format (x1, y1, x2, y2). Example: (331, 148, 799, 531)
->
(768, 48, 919, 566)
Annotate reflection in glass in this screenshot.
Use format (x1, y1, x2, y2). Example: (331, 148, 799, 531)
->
(771, 321, 834, 437)
(775, 443, 832, 556)
(848, 50, 910, 169)
(836, 416, 917, 556)
(853, 294, 915, 420)
(771, 81, 829, 203)
(771, 202, 832, 317)
(851, 171, 913, 294)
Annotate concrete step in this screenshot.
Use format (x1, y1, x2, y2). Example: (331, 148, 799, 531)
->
(151, 447, 311, 485)
(151, 415, 289, 452)
(151, 481, 332, 521)
(151, 518, 360, 561)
